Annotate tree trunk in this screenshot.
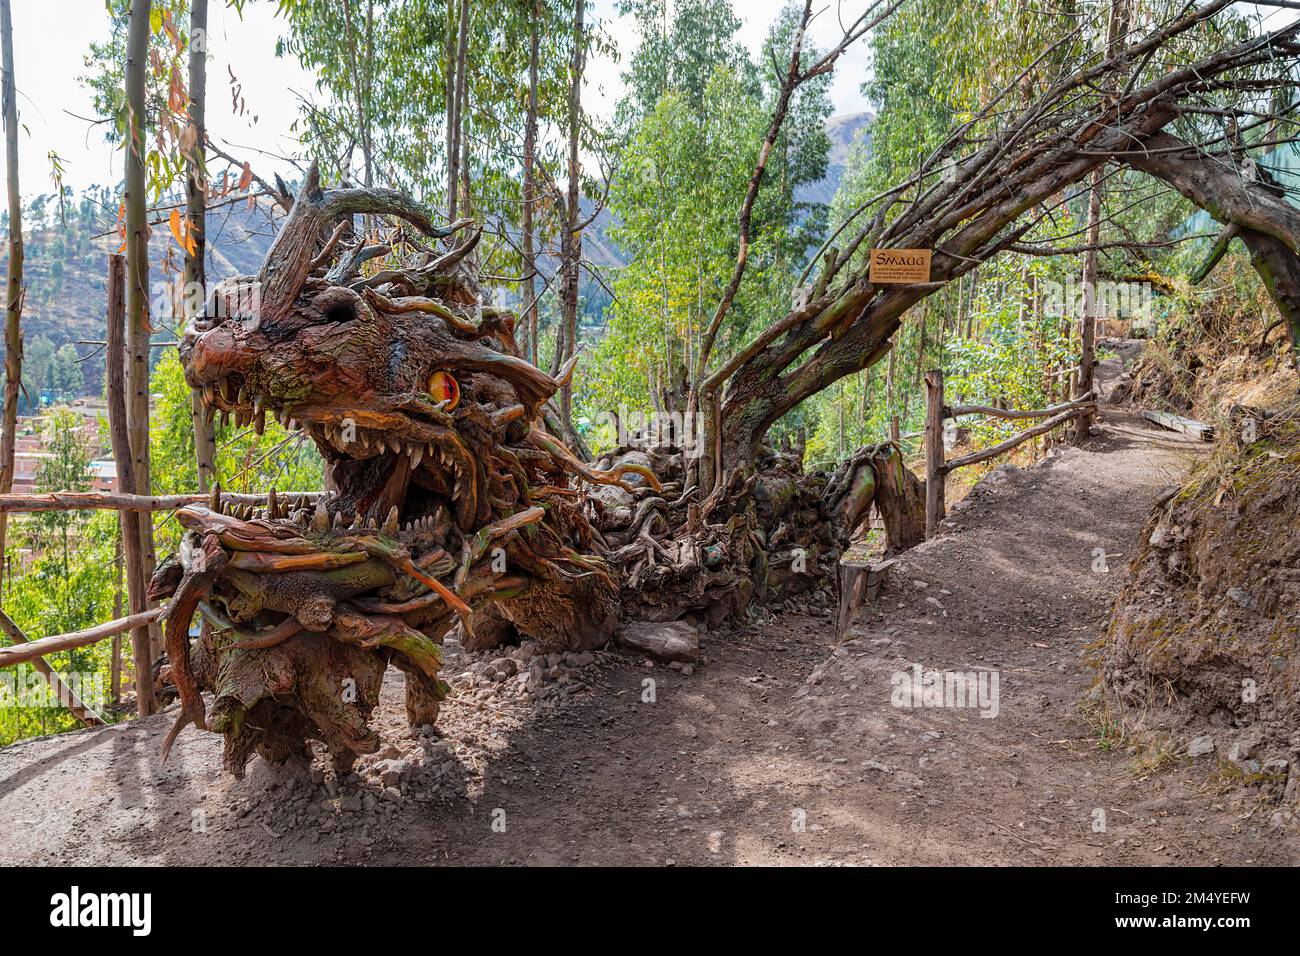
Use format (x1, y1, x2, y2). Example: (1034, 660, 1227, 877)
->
(1075, 166, 1101, 443)
(444, 0, 458, 218)
(125, 0, 159, 661)
(107, 254, 154, 717)
(0, 0, 22, 588)
(186, 0, 216, 491)
(558, 0, 584, 427)
(1077, 0, 1126, 442)
(1240, 229, 1300, 366)
(522, 2, 540, 365)
(923, 368, 945, 538)
(452, 0, 470, 216)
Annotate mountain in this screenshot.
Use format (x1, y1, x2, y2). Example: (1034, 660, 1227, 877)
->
(798, 110, 873, 208)
(0, 192, 277, 402)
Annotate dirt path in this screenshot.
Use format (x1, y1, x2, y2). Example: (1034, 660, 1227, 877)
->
(2, 349, 1293, 866)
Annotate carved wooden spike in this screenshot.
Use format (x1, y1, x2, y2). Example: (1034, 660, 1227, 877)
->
(311, 498, 330, 532)
(383, 505, 399, 537)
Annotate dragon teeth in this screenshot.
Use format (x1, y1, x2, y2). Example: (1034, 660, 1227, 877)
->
(311, 499, 330, 532)
(409, 444, 424, 468)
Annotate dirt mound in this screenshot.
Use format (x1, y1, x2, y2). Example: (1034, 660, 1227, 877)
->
(1113, 265, 1296, 419)
(1099, 397, 1300, 820)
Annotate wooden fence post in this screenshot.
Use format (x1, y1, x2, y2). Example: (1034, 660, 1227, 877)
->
(924, 368, 945, 539)
(106, 254, 154, 716)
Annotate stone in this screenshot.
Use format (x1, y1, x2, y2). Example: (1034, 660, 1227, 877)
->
(1228, 737, 1262, 775)
(617, 620, 700, 663)
(1225, 587, 1258, 610)
(1187, 734, 1215, 758)
(1148, 524, 1174, 548)
(374, 758, 410, 789)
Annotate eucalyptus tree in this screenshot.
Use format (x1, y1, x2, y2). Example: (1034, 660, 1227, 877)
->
(0, 0, 23, 583)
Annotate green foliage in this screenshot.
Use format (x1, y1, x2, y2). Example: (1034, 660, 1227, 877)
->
(579, 2, 832, 441)
(151, 348, 324, 497)
(0, 410, 123, 746)
(615, 0, 745, 126)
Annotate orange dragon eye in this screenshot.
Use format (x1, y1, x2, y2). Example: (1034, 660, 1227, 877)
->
(426, 370, 460, 411)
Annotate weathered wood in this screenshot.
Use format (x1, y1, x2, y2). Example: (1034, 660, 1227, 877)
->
(124, 0, 162, 668)
(924, 368, 945, 539)
(0, 608, 163, 669)
(949, 392, 1095, 421)
(186, 0, 216, 493)
(0, 608, 103, 725)
(836, 557, 896, 637)
(1141, 408, 1215, 441)
(111, 545, 123, 704)
(0, 489, 323, 514)
(943, 405, 1093, 472)
(106, 254, 154, 716)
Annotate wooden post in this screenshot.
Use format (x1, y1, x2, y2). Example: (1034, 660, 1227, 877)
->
(124, 0, 160, 665)
(836, 557, 896, 637)
(924, 368, 945, 539)
(185, 0, 216, 492)
(890, 413, 900, 445)
(111, 536, 123, 705)
(106, 254, 154, 716)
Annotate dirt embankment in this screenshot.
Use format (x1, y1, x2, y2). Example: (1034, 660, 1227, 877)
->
(1101, 275, 1300, 825)
(1099, 401, 1300, 822)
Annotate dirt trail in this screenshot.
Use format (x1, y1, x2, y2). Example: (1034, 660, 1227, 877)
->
(2, 346, 1294, 866)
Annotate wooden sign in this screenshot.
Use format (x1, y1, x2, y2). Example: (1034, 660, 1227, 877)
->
(869, 248, 932, 284)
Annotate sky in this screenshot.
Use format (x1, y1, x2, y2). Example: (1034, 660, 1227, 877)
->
(2, 0, 875, 200)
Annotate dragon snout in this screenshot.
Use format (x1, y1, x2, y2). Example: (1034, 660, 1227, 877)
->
(185, 325, 256, 390)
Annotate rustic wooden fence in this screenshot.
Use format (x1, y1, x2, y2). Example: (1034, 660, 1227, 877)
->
(923, 368, 1097, 537)
(0, 489, 319, 724)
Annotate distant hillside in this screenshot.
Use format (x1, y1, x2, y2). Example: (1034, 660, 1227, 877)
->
(798, 110, 873, 207)
(0, 191, 277, 402)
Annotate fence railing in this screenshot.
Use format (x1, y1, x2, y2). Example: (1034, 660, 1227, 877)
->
(0, 489, 321, 725)
(923, 368, 1096, 537)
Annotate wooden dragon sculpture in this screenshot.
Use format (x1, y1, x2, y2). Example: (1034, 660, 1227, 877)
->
(150, 165, 658, 775)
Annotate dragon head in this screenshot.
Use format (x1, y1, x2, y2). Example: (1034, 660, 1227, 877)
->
(180, 163, 559, 533)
